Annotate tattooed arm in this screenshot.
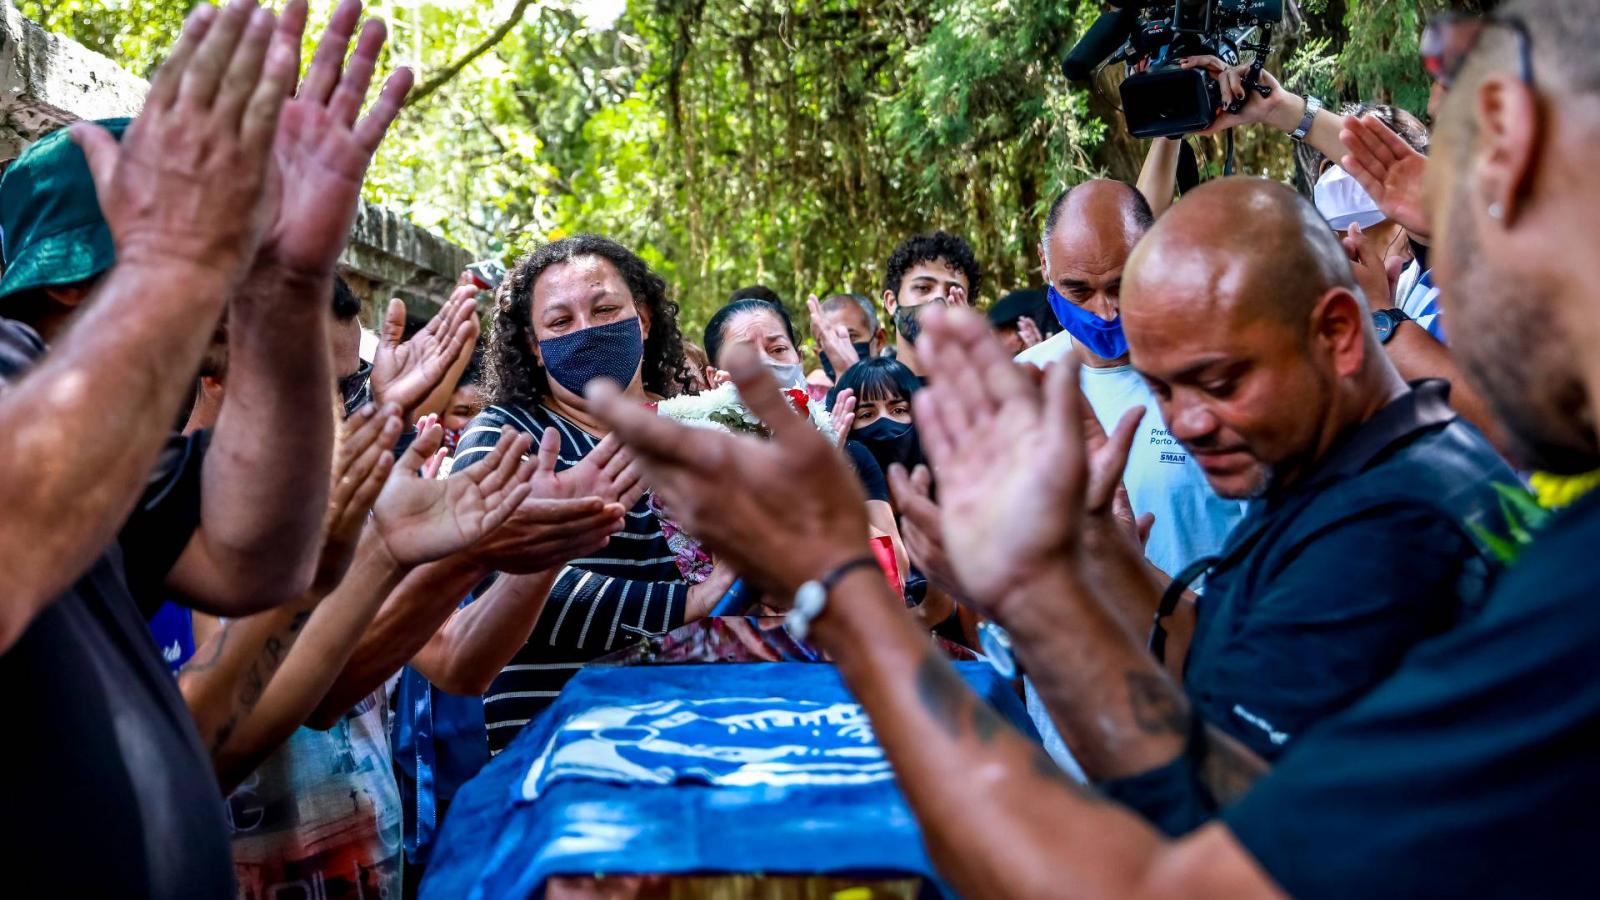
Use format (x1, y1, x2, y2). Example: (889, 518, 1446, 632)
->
(999, 567, 1268, 795)
(208, 529, 407, 791)
(809, 556, 1286, 899)
(591, 347, 1288, 900)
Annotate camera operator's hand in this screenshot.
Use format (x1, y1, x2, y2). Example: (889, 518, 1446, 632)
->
(1179, 56, 1294, 137)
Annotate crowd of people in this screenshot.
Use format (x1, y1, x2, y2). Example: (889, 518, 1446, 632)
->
(3, 0, 1599, 895)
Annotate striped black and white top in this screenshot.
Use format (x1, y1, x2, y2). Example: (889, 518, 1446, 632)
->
(453, 402, 688, 753)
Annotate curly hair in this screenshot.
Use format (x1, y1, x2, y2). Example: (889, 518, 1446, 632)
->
(883, 230, 983, 302)
(485, 234, 689, 408)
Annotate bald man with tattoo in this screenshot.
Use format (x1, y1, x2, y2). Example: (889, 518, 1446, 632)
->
(585, 0, 1600, 893)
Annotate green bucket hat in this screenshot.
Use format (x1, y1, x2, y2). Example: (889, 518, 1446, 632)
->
(0, 117, 128, 303)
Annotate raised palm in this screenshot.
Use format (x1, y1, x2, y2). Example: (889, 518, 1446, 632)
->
(1341, 113, 1431, 239)
(913, 309, 1090, 606)
(370, 290, 479, 418)
(256, 0, 414, 276)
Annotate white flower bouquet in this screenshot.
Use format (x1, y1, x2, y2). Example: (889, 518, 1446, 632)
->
(650, 381, 836, 583)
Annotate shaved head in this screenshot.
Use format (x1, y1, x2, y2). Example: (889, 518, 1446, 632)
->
(1121, 177, 1400, 499)
(1127, 177, 1361, 326)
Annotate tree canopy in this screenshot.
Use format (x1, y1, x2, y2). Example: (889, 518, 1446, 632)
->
(24, 0, 1465, 335)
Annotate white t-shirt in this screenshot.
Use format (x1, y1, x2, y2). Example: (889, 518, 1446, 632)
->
(1015, 333, 1246, 577)
(1015, 332, 1248, 777)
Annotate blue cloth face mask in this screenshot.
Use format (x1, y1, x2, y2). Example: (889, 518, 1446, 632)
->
(539, 317, 645, 396)
(1047, 286, 1129, 361)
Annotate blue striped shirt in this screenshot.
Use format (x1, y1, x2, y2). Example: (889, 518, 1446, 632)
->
(453, 402, 687, 753)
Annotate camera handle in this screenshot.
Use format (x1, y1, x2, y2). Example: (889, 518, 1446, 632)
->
(1225, 23, 1274, 116)
(1221, 23, 1274, 176)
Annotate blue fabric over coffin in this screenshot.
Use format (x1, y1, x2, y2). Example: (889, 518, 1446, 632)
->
(421, 661, 1036, 899)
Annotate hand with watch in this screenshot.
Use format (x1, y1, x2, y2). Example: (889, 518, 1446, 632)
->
(1372, 307, 1412, 345)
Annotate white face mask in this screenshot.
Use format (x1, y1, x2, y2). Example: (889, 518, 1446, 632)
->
(764, 360, 807, 390)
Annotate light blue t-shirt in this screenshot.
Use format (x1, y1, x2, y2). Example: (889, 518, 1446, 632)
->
(1016, 333, 1248, 777)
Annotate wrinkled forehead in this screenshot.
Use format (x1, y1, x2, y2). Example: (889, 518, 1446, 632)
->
(725, 307, 787, 341)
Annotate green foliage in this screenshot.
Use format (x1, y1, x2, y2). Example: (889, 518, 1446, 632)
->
(22, 0, 1450, 331)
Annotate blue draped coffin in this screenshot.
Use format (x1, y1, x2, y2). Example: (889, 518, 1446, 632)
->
(421, 661, 1035, 898)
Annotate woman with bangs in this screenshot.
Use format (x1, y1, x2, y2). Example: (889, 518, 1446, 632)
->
(827, 356, 968, 644)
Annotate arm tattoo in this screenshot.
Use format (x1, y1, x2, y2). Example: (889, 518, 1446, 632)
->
(1126, 670, 1190, 737)
(180, 619, 237, 675)
(915, 652, 1107, 802)
(1198, 724, 1270, 806)
(211, 609, 314, 754)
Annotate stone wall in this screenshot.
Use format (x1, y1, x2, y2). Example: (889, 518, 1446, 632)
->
(0, 0, 476, 317)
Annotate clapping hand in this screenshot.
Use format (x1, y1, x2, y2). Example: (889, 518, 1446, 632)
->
(253, 0, 414, 281)
(911, 307, 1110, 614)
(887, 463, 966, 601)
(830, 389, 858, 450)
(315, 401, 405, 589)
(71, 0, 301, 290)
(808, 294, 862, 376)
(1017, 316, 1044, 350)
(525, 429, 648, 511)
(591, 347, 873, 601)
(1341, 113, 1432, 240)
(371, 291, 480, 420)
(1071, 384, 1154, 555)
(460, 430, 630, 575)
(370, 424, 538, 567)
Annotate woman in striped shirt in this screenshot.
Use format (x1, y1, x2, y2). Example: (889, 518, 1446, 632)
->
(453, 235, 733, 752)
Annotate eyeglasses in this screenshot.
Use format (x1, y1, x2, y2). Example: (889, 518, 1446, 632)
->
(1421, 12, 1534, 90)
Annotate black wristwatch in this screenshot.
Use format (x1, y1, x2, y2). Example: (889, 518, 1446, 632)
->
(1372, 307, 1411, 345)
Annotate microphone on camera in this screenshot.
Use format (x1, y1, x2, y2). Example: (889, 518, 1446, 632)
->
(1062, 7, 1141, 82)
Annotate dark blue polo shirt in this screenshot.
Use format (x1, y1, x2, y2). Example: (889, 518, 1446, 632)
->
(1103, 380, 1514, 833)
(1225, 485, 1600, 898)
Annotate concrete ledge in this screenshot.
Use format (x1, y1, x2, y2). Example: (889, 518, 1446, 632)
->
(0, 0, 477, 316)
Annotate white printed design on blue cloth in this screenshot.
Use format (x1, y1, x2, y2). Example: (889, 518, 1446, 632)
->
(520, 697, 890, 800)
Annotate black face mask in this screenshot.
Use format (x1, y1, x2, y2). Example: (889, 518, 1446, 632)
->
(894, 300, 945, 346)
(820, 341, 875, 381)
(853, 417, 923, 473)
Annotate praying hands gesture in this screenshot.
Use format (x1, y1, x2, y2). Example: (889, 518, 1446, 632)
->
(592, 347, 873, 602)
(1341, 113, 1432, 241)
(253, 0, 413, 282)
(371, 292, 481, 420)
(371, 424, 536, 566)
